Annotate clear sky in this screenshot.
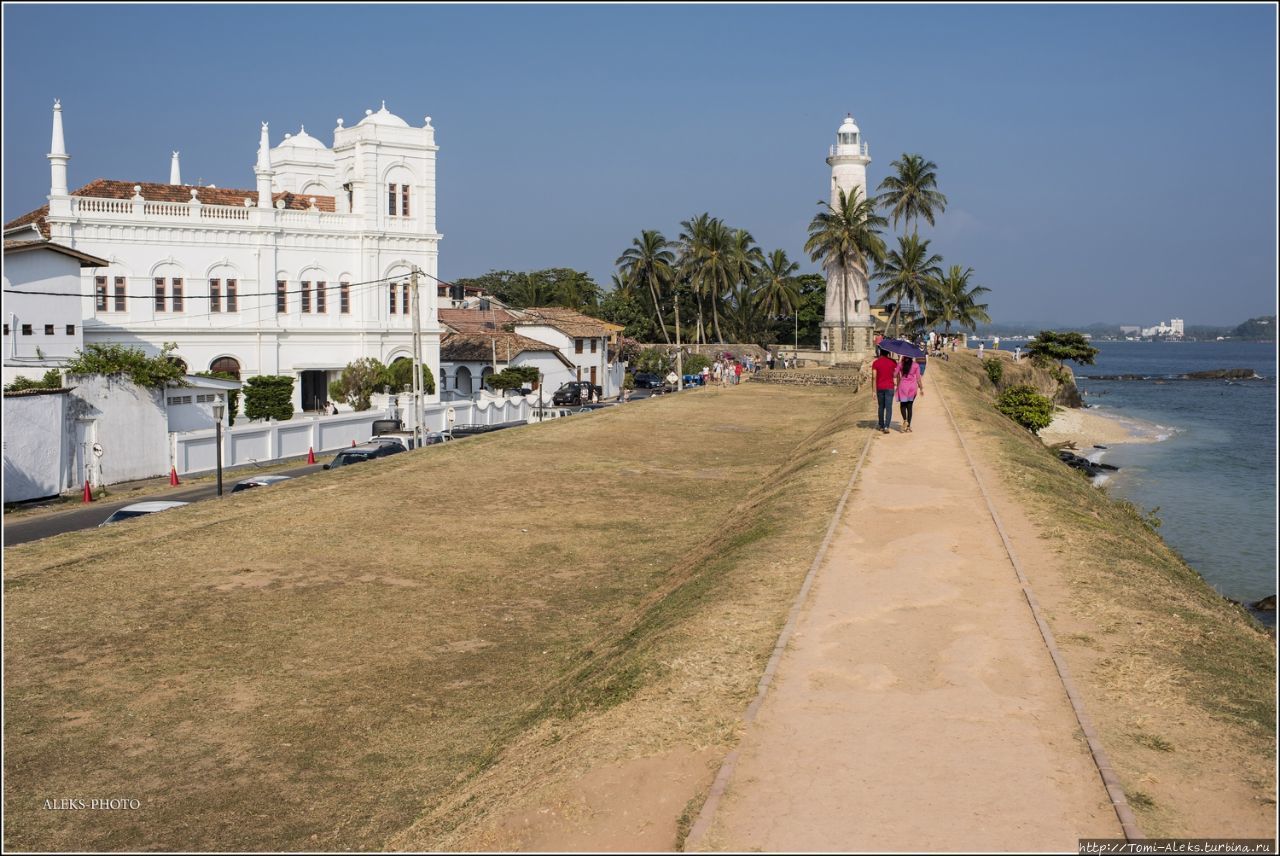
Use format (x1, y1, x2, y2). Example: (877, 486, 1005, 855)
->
(3, 3, 1276, 327)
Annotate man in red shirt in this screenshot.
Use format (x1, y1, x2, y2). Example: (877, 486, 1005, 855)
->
(871, 348, 898, 433)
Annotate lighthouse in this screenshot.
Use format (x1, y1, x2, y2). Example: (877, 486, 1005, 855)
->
(819, 114, 875, 359)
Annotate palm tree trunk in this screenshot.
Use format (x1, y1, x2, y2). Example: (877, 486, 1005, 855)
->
(647, 272, 670, 344)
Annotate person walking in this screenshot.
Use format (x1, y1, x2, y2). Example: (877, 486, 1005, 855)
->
(895, 356, 923, 433)
(978, 341, 985, 360)
(871, 348, 898, 434)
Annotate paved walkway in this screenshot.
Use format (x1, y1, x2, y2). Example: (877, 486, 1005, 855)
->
(695, 378, 1122, 851)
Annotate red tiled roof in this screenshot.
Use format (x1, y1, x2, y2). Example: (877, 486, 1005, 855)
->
(438, 308, 520, 334)
(516, 306, 610, 338)
(3, 178, 338, 237)
(441, 331, 562, 362)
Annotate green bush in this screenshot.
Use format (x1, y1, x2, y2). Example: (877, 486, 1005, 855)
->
(383, 358, 436, 396)
(486, 365, 540, 391)
(4, 369, 63, 392)
(244, 375, 296, 421)
(983, 358, 1004, 386)
(328, 358, 385, 412)
(633, 347, 670, 375)
(682, 353, 711, 376)
(1027, 330, 1099, 367)
(64, 342, 187, 389)
(995, 385, 1054, 434)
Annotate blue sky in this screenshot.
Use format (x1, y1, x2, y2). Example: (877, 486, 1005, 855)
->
(3, 3, 1276, 326)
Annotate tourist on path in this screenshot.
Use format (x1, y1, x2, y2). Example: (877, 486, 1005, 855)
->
(871, 348, 898, 434)
(978, 342, 985, 360)
(895, 356, 923, 433)
(734, 362, 743, 384)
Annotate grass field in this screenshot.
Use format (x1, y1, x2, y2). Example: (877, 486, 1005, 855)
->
(4, 383, 867, 851)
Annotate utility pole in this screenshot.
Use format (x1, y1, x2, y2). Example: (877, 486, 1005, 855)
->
(410, 268, 423, 449)
(674, 289, 684, 392)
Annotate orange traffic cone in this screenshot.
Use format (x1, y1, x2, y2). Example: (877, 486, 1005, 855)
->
(307, 447, 316, 464)
(82, 480, 93, 503)
(169, 466, 181, 486)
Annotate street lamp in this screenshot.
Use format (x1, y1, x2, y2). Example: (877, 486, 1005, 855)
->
(212, 398, 225, 497)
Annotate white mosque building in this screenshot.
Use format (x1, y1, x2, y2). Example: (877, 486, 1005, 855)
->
(3, 100, 443, 412)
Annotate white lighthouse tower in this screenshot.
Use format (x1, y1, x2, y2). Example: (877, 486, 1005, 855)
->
(819, 113, 875, 359)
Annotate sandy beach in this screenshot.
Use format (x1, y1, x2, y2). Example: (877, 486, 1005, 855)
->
(1038, 405, 1170, 449)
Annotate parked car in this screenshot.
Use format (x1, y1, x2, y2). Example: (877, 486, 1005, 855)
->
(99, 500, 190, 526)
(632, 372, 664, 390)
(323, 443, 404, 469)
(231, 474, 293, 493)
(551, 381, 603, 406)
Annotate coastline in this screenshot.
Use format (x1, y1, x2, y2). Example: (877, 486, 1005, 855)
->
(1038, 404, 1172, 449)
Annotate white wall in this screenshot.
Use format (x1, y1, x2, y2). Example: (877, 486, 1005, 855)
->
(64, 373, 170, 486)
(2, 248, 86, 382)
(1, 390, 69, 502)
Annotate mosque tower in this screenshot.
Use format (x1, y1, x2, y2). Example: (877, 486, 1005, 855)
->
(819, 114, 875, 358)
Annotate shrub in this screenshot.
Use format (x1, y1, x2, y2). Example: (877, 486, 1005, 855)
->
(983, 358, 1004, 386)
(64, 342, 187, 389)
(682, 353, 711, 376)
(328, 358, 385, 412)
(486, 365, 540, 392)
(383, 358, 436, 395)
(633, 347, 670, 375)
(244, 375, 296, 421)
(4, 369, 63, 392)
(995, 385, 1054, 434)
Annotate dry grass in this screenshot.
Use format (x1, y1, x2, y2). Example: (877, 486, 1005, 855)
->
(3, 383, 863, 851)
(936, 355, 1276, 834)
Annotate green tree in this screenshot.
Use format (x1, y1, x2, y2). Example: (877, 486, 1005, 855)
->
(383, 357, 436, 395)
(876, 153, 948, 237)
(633, 347, 671, 375)
(485, 365, 540, 392)
(930, 265, 992, 336)
(616, 230, 676, 343)
(328, 358, 386, 412)
(63, 342, 189, 389)
(599, 284, 659, 341)
(1026, 331, 1099, 367)
(243, 375, 296, 421)
(805, 187, 887, 349)
(678, 214, 737, 344)
(756, 249, 801, 319)
(995, 385, 1054, 434)
(4, 369, 63, 392)
(873, 234, 944, 335)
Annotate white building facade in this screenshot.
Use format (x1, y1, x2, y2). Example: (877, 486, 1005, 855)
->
(820, 114, 875, 358)
(3, 100, 444, 413)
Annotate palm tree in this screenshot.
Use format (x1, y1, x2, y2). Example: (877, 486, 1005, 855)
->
(876, 154, 948, 237)
(756, 249, 800, 318)
(930, 265, 992, 335)
(678, 214, 736, 343)
(804, 186, 887, 349)
(872, 234, 944, 336)
(616, 230, 676, 343)
(729, 228, 764, 299)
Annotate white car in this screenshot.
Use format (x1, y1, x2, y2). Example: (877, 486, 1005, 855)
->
(99, 501, 190, 526)
(231, 474, 293, 493)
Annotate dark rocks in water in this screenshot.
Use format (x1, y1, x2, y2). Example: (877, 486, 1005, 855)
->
(1057, 450, 1116, 478)
(1094, 444, 1109, 449)
(1251, 595, 1276, 612)
(1184, 368, 1257, 380)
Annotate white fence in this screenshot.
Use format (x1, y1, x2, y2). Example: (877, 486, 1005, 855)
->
(170, 396, 533, 475)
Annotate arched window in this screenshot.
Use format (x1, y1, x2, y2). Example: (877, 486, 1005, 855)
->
(456, 366, 473, 395)
(480, 366, 494, 388)
(209, 356, 241, 380)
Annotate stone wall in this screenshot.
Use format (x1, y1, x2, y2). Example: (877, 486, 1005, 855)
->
(751, 366, 863, 392)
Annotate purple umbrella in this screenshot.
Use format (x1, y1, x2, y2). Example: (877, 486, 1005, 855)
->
(877, 338, 927, 359)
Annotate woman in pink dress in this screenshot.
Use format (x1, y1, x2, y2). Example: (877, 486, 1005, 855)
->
(894, 356, 924, 432)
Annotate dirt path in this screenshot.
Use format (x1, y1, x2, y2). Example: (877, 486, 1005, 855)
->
(692, 382, 1123, 851)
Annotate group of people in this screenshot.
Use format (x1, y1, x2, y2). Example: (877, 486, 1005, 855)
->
(870, 348, 926, 434)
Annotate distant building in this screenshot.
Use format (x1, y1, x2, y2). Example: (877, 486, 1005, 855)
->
(1140, 319, 1184, 339)
(1120, 325, 1141, 337)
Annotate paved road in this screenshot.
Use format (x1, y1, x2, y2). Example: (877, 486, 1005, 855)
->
(3, 461, 328, 547)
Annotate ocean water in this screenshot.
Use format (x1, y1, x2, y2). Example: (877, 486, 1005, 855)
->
(1066, 341, 1277, 609)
